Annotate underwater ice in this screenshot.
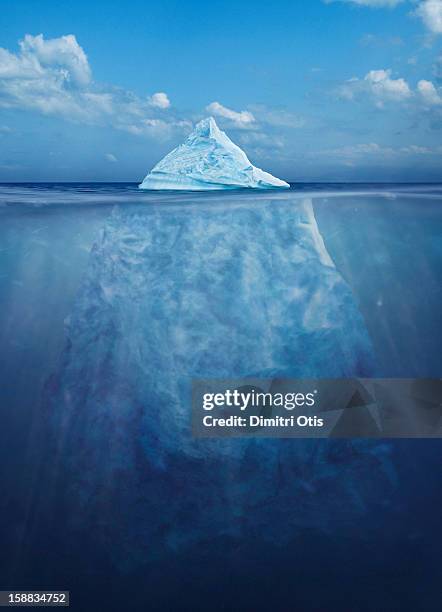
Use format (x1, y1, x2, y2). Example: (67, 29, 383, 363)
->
(46, 195, 392, 563)
(139, 117, 289, 190)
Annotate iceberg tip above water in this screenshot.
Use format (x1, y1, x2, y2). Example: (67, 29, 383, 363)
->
(139, 117, 290, 191)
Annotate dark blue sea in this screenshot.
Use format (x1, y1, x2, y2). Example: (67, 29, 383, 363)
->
(0, 183, 441, 611)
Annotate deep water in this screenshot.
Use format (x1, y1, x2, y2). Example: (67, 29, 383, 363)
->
(0, 183, 441, 611)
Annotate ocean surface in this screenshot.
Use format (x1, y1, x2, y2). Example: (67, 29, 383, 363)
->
(0, 182, 441, 611)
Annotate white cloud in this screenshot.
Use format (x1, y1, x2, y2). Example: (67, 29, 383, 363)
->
(365, 69, 412, 101)
(0, 34, 106, 121)
(0, 34, 179, 140)
(0, 34, 306, 152)
(105, 153, 117, 162)
(206, 101, 255, 127)
(20, 33, 91, 85)
(149, 92, 170, 109)
(417, 79, 442, 104)
(0, 47, 41, 80)
(415, 1, 442, 35)
(339, 69, 412, 104)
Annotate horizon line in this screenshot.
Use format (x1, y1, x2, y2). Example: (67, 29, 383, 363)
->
(2, 180, 442, 185)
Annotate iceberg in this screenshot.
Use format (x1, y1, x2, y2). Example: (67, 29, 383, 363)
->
(41, 194, 390, 568)
(139, 117, 289, 190)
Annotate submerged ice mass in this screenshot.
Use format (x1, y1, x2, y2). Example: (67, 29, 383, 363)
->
(42, 195, 389, 566)
(139, 117, 289, 190)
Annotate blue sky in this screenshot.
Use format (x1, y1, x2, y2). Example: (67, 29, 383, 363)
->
(1, 0, 442, 181)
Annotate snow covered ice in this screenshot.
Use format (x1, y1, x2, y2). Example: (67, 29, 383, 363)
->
(139, 117, 289, 190)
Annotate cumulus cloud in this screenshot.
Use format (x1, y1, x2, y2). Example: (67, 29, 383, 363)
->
(0, 34, 304, 149)
(204, 102, 306, 146)
(339, 69, 412, 105)
(206, 101, 255, 127)
(365, 69, 411, 100)
(202, 101, 306, 160)
(414, 0, 442, 35)
(20, 33, 91, 85)
(417, 79, 442, 104)
(338, 68, 442, 120)
(149, 92, 170, 109)
(0, 34, 91, 85)
(0, 34, 180, 140)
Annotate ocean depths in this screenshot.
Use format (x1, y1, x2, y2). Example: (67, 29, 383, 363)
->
(0, 183, 441, 611)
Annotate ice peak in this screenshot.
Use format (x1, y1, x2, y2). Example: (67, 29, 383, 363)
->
(193, 116, 220, 139)
(139, 117, 290, 191)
